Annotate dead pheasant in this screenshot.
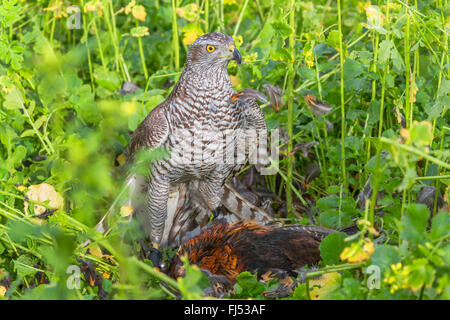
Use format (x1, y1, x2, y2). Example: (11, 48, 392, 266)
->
(171, 221, 338, 294)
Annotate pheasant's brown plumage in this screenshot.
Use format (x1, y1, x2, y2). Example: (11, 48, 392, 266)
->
(172, 221, 337, 283)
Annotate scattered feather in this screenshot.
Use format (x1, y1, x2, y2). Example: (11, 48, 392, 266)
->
(263, 84, 284, 111)
(304, 94, 332, 116)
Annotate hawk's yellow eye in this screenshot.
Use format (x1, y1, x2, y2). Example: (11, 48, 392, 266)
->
(206, 45, 215, 53)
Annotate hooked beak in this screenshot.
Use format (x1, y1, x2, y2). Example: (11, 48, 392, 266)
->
(231, 47, 242, 64)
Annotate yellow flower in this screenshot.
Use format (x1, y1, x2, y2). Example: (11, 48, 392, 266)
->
(340, 238, 374, 263)
(124, 1, 136, 15)
(304, 48, 314, 68)
(132, 5, 146, 21)
(181, 23, 204, 45)
(357, 1, 371, 13)
(120, 205, 134, 217)
(84, 0, 103, 17)
(233, 35, 243, 47)
(243, 52, 258, 64)
(44, 0, 68, 18)
(176, 3, 200, 22)
(391, 262, 402, 272)
(390, 284, 399, 294)
(364, 5, 385, 27)
(357, 219, 379, 236)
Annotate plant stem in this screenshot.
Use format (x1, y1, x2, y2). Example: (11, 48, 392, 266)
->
(205, 0, 209, 32)
(313, 52, 329, 188)
(92, 16, 107, 72)
(171, 0, 180, 70)
(337, 0, 347, 190)
(136, 22, 148, 79)
(404, 0, 411, 127)
(378, 137, 450, 170)
(285, 0, 296, 215)
(233, 0, 249, 37)
(368, 0, 391, 224)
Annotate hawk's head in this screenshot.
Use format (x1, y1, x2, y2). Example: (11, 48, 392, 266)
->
(186, 32, 241, 68)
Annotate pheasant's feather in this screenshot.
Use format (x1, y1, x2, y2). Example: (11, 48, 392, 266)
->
(172, 221, 337, 282)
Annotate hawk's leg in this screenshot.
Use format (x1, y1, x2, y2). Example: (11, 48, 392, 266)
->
(198, 177, 224, 212)
(147, 173, 170, 247)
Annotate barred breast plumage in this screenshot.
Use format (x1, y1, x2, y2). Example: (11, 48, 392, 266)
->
(125, 32, 270, 248)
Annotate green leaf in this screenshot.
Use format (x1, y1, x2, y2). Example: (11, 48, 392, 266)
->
(400, 203, 429, 245)
(270, 47, 292, 62)
(94, 69, 121, 92)
(326, 30, 340, 50)
(20, 129, 35, 138)
(378, 40, 393, 64)
(317, 195, 358, 229)
(430, 210, 450, 242)
(340, 277, 366, 299)
(343, 59, 364, 78)
(271, 21, 293, 38)
(425, 101, 445, 121)
(13, 254, 38, 277)
(289, 283, 308, 300)
(70, 85, 102, 123)
(233, 272, 266, 298)
(438, 79, 450, 97)
(34, 115, 47, 130)
(319, 232, 348, 265)
(12, 145, 27, 166)
(317, 195, 339, 209)
(2, 87, 23, 110)
(408, 121, 433, 147)
(370, 245, 401, 274)
(405, 258, 435, 291)
(368, 100, 381, 125)
(390, 43, 404, 71)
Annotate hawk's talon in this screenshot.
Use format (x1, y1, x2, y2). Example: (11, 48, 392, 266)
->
(212, 207, 221, 219)
(149, 247, 163, 270)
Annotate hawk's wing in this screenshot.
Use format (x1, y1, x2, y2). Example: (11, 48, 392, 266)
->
(125, 104, 170, 160)
(117, 104, 170, 238)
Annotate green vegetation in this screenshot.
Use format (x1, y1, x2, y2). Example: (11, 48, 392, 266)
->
(0, 0, 449, 300)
